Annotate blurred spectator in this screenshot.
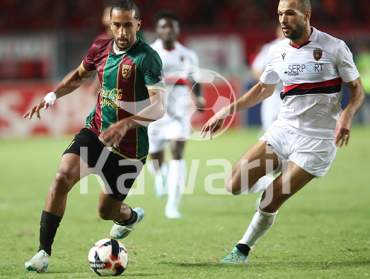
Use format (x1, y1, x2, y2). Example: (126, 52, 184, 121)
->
(2, 0, 370, 33)
(354, 43, 370, 123)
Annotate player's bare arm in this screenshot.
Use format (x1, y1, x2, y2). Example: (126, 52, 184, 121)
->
(100, 88, 165, 148)
(335, 78, 365, 147)
(190, 80, 205, 111)
(201, 82, 276, 136)
(23, 63, 95, 119)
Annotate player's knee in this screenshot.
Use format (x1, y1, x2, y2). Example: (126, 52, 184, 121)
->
(171, 148, 183, 160)
(55, 170, 76, 187)
(225, 181, 241, 195)
(52, 170, 77, 195)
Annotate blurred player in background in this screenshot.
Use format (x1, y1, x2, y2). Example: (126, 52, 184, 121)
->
(202, 0, 364, 265)
(87, 4, 114, 95)
(100, 4, 114, 39)
(24, 0, 164, 272)
(252, 25, 284, 131)
(148, 11, 204, 219)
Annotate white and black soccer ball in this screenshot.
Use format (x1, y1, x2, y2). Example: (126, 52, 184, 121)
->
(88, 238, 128, 276)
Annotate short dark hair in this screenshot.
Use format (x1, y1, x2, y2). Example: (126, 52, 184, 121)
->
(110, 0, 141, 19)
(298, 0, 311, 12)
(154, 11, 180, 25)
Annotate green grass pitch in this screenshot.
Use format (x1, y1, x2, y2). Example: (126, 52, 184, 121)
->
(0, 127, 369, 278)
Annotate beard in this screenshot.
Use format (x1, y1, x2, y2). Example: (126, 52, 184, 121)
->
(285, 23, 305, 41)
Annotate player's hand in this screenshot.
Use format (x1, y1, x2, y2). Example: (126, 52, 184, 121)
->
(99, 119, 133, 149)
(23, 100, 47, 120)
(195, 96, 206, 112)
(201, 112, 226, 139)
(335, 112, 352, 147)
(24, 92, 56, 120)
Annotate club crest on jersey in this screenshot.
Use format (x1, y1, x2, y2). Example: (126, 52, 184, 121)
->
(313, 48, 323, 61)
(121, 64, 132, 79)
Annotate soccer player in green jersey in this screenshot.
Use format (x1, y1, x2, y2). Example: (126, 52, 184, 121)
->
(24, 0, 164, 272)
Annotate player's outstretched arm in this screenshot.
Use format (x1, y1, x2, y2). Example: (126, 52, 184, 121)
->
(23, 63, 94, 120)
(99, 88, 165, 148)
(201, 82, 276, 137)
(335, 78, 365, 147)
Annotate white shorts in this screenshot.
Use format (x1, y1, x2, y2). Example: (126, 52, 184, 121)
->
(148, 85, 192, 153)
(260, 120, 337, 177)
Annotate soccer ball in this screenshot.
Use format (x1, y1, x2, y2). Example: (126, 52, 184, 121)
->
(88, 238, 128, 276)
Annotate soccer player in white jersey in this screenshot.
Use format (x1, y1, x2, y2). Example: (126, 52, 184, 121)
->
(202, 0, 365, 264)
(252, 26, 284, 131)
(148, 11, 204, 219)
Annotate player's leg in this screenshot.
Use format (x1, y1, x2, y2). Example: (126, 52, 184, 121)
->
(100, 193, 145, 239)
(101, 156, 145, 239)
(219, 140, 278, 264)
(150, 149, 168, 197)
(165, 140, 186, 219)
(150, 150, 165, 171)
(25, 153, 89, 272)
(148, 120, 168, 197)
(225, 141, 280, 195)
(222, 161, 314, 264)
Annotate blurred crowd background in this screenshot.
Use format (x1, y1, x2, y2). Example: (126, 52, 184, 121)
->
(2, 0, 370, 32)
(0, 0, 369, 137)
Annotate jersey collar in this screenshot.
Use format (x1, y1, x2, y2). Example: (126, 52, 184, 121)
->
(112, 38, 141, 55)
(154, 39, 178, 52)
(289, 27, 317, 49)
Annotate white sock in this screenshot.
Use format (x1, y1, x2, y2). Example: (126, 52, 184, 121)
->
(154, 163, 168, 197)
(166, 159, 186, 213)
(146, 160, 156, 176)
(238, 208, 277, 248)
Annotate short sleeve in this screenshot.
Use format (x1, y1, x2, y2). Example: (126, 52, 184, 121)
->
(336, 41, 360, 83)
(82, 42, 98, 71)
(260, 63, 280, 85)
(142, 51, 163, 89)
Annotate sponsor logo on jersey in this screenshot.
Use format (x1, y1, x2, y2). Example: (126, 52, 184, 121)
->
(100, 88, 123, 109)
(284, 63, 324, 76)
(313, 48, 323, 61)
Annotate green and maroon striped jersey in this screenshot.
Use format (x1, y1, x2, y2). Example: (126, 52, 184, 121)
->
(82, 37, 162, 160)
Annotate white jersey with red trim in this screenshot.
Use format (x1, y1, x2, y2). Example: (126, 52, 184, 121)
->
(260, 27, 360, 139)
(151, 39, 200, 84)
(148, 40, 200, 149)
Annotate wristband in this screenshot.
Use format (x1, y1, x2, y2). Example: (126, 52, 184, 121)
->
(44, 92, 57, 106)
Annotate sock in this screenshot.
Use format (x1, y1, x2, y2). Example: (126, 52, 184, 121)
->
(235, 243, 251, 256)
(154, 163, 167, 196)
(38, 210, 62, 256)
(238, 208, 277, 249)
(166, 160, 185, 212)
(114, 208, 138, 226)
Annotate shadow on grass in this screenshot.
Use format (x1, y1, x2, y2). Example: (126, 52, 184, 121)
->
(160, 261, 237, 269)
(252, 259, 370, 270)
(126, 272, 162, 277)
(162, 259, 370, 270)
